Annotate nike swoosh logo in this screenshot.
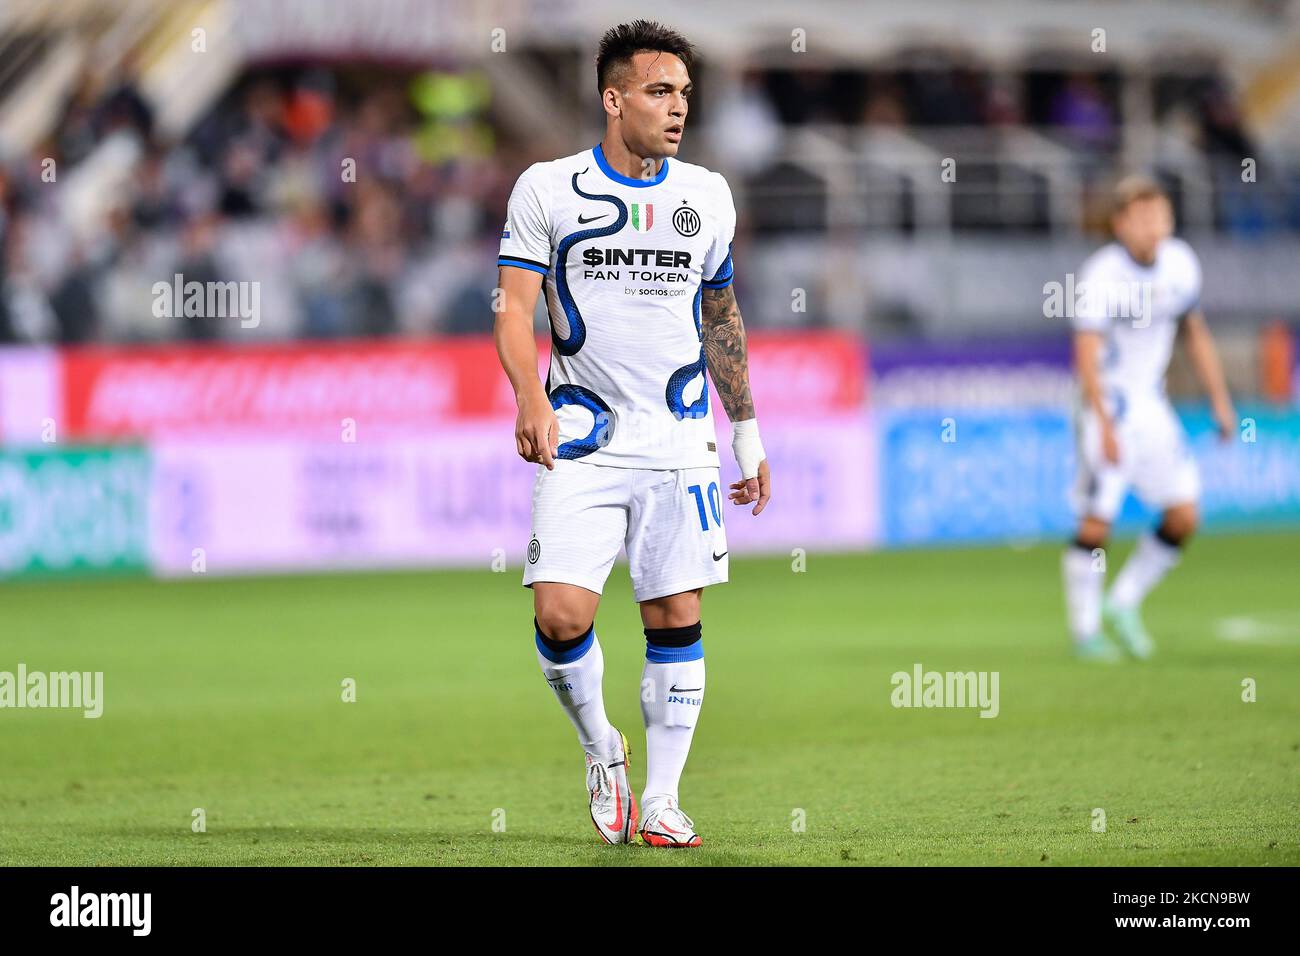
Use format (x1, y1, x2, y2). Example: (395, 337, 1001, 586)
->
(577, 213, 607, 224)
(610, 784, 624, 832)
(669, 685, 702, 693)
(712, 551, 727, 561)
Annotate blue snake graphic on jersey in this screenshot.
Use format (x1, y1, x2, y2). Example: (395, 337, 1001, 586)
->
(665, 287, 708, 420)
(549, 384, 614, 459)
(547, 170, 626, 458)
(551, 170, 627, 356)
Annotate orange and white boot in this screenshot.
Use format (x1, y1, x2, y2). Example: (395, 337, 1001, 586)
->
(586, 729, 637, 844)
(639, 797, 702, 848)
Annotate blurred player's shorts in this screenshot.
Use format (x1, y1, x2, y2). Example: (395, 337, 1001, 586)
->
(1072, 397, 1201, 522)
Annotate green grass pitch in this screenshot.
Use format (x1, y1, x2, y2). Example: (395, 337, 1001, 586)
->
(2, 533, 1297, 866)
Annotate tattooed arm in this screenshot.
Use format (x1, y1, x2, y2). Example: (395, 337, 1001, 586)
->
(701, 284, 770, 515)
(701, 285, 755, 421)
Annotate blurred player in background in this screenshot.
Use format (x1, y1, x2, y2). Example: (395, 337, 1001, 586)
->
(493, 20, 772, 846)
(1062, 175, 1237, 661)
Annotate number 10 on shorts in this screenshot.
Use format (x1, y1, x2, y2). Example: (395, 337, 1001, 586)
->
(687, 482, 723, 531)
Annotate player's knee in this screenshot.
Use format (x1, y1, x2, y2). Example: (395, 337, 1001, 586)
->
(533, 602, 593, 643)
(640, 591, 701, 630)
(1158, 507, 1197, 545)
(1073, 518, 1110, 552)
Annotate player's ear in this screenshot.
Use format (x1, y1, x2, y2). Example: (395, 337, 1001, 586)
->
(602, 87, 622, 119)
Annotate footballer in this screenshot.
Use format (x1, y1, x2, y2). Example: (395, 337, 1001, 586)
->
(492, 20, 771, 846)
(1062, 175, 1236, 660)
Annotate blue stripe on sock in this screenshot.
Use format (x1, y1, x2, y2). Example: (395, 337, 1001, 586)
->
(535, 624, 594, 664)
(645, 638, 703, 663)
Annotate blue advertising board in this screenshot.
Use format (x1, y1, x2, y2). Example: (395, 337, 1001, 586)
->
(878, 403, 1300, 547)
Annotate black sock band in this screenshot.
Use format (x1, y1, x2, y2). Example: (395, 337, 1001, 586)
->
(534, 617, 593, 654)
(644, 622, 702, 647)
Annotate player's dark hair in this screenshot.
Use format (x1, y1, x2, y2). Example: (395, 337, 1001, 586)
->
(596, 20, 696, 96)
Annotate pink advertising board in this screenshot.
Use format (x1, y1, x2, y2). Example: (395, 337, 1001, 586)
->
(148, 415, 877, 576)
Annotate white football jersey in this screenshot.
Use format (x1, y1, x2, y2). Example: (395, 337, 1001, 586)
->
(498, 145, 736, 469)
(1072, 237, 1202, 415)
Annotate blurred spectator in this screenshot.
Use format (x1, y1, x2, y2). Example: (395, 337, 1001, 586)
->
(704, 72, 782, 176)
(1049, 74, 1116, 148)
(906, 66, 985, 126)
(862, 83, 908, 127)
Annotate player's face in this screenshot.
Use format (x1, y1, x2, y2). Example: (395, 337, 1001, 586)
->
(611, 52, 692, 158)
(1113, 196, 1173, 265)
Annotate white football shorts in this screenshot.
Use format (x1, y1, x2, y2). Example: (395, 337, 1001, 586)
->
(1072, 396, 1200, 522)
(523, 459, 729, 603)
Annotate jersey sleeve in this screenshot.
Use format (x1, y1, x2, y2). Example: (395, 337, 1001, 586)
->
(498, 164, 552, 275)
(701, 173, 737, 290)
(1071, 254, 1111, 333)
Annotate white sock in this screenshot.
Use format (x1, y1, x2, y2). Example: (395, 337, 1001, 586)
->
(640, 634, 705, 808)
(1062, 545, 1105, 641)
(535, 624, 616, 760)
(1108, 533, 1181, 610)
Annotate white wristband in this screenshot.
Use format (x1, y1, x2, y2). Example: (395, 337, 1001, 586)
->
(731, 418, 766, 480)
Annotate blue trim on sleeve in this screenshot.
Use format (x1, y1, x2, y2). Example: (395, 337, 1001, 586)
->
(704, 244, 734, 288)
(593, 144, 669, 188)
(498, 257, 548, 276)
(645, 638, 703, 663)
(536, 624, 595, 664)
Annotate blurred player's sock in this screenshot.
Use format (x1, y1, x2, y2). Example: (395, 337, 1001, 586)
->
(640, 623, 705, 808)
(1062, 541, 1105, 642)
(535, 619, 616, 761)
(1108, 531, 1181, 611)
